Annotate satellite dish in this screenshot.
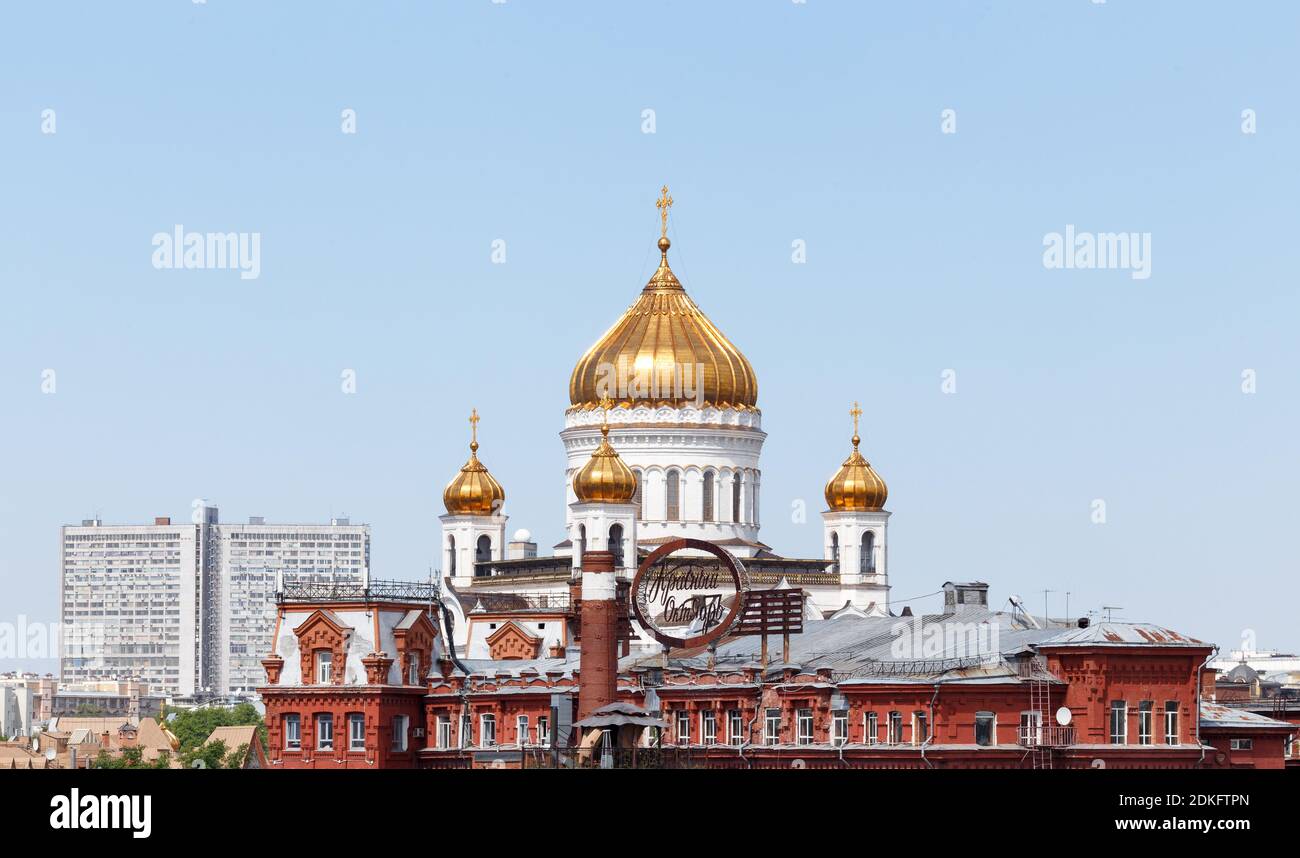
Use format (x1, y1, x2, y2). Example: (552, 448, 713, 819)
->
(1055, 707, 1072, 726)
(790, 758, 806, 769)
(1091, 758, 1106, 769)
(45, 748, 56, 761)
(191, 758, 207, 769)
(31, 737, 39, 752)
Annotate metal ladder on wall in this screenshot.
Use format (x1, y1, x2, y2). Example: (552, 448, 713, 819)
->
(1029, 675, 1052, 769)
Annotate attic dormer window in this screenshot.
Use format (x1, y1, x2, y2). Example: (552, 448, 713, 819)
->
(315, 650, 332, 684)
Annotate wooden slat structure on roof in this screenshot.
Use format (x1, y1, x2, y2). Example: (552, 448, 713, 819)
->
(735, 589, 803, 637)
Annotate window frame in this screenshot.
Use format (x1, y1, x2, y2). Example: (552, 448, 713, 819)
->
(315, 650, 333, 684)
(974, 710, 996, 747)
(479, 713, 497, 747)
(1109, 700, 1128, 744)
(347, 712, 366, 751)
(764, 708, 781, 746)
(391, 715, 409, 752)
(831, 711, 848, 747)
(1164, 702, 1179, 746)
(436, 715, 452, 749)
(887, 711, 903, 745)
(1137, 701, 1153, 746)
(796, 708, 814, 745)
(864, 711, 878, 746)
(537, 715, 550, 748)
(284, 713, 301, 750)
(727, 709, 744, 746)
(1019, 710, 1042, 746)
(701, 710, 717, 746)
(516, 714, 529, 746)
(316, 713, 334, 751)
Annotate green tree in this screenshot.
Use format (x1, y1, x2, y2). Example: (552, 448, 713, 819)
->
(181, 739, 228, 770)
(166, 703, 267, 756)
(223, 743, 250, 769)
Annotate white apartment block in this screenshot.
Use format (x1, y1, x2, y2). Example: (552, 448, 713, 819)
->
(219, 517, 369, 694)
(60, 505, 369, 697)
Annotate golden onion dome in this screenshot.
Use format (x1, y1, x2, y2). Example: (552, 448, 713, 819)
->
(442, 409, 505, 516)
(568, 187, 758, 412)
(824, 403, 888, 512)
(572, 402, 638, 504)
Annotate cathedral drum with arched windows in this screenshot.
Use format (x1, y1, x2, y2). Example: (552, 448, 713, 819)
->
(560, 198, 766, 556)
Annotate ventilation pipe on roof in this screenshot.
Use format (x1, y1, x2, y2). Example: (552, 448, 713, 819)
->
(1196, 644, 1220, 767)
(920, 682, 942, 770)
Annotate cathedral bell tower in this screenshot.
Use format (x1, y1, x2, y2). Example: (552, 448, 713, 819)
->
(439, 409, 507, 589)
(822, 402, 890, 615)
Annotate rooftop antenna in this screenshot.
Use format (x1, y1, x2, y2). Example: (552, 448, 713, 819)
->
(1103, 605, 1123, 623)
(1042, 589, 1055, 628)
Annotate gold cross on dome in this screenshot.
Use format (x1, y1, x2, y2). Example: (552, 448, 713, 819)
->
(656, 185, 673, 238)
(850, 401, 862, 436)
(598, 395, 614, 425)
(469, 408, 480, 444)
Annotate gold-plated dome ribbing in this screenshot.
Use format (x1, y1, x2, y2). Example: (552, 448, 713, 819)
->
(572, 397, 638, 504)
(568, 186, 759, 411)
(824, 402, 888, 511)
(443, 409, 506, 516)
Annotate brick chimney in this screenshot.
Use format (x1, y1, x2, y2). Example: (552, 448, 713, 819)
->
(577, 550, 618, 721)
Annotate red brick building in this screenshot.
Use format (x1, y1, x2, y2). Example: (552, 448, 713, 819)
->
(258, 581, 441, 769)
(259, 578, 1292, 770)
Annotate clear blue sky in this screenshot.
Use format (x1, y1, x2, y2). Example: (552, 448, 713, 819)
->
(2, 2, 1297, 672)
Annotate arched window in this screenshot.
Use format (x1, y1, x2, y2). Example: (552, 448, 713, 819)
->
(631, 470, 643, 519)
(666, 470, 681, 521)
(702, 470, 715, 522)
(447, 535, 456, 576)
(861, 532, 875, 574)
(609, 524, 624, 565)
(732, 474, 742, 523)
(577, 524, 586, 561)
(830, 532, 840, 567)
(476, 534, 492, 565)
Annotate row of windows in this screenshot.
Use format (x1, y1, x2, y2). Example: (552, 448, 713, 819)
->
(1109, 700, 1181, 745)
(432, 713, 551, 749)
(282, 713, 411, 753)
(829, 531, 878, 574)
(632, 469, 751, 523)
(313, 650, 423, 685)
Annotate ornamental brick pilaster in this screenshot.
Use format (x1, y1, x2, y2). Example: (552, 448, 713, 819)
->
(262, 654, 285, 685)
(362, 652, 394, 685)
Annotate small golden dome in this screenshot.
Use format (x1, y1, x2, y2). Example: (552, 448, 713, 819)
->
(572, 402, 638, 504)
(824, 403, 888, 511)
(568, 187, 759, 411)
(442, 409, 505, 516)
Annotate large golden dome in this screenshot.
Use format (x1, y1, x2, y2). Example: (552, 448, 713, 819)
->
(568, 188, 758, 411)
(572, 404, 638, 504)
(442, 410, 505, 516)
(824, 403, 888, 512)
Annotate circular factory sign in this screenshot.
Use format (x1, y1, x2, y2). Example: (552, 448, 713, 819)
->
(631, 538, 748, 649)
